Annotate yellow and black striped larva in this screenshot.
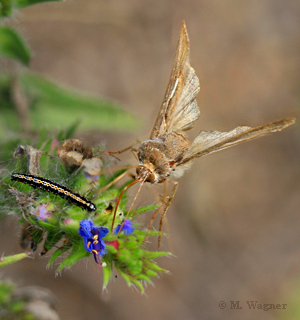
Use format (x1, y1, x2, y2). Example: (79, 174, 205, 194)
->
(11, 173, 96, 212)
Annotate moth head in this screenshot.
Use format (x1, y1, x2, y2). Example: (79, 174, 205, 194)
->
(136, 164, 156, 183)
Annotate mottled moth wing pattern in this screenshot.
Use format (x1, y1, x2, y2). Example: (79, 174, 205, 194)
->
(150, 21, 200, 139)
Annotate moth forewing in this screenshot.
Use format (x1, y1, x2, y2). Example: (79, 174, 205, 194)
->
(168, 66, 200, 132)
(150, 21, 200, 139)
(179, 117, 296, 165)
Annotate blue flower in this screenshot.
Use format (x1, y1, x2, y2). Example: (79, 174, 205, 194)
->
(79, 220, 109, 265)
(114, 219, 134, 235)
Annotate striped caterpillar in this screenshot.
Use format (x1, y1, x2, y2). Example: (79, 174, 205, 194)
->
(11, 173, 96, 212)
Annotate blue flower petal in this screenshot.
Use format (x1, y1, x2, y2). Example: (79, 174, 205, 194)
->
(91, 226, 109, 238)
(114, 219, 134, 235)
(79, 220, 94, 238)
(98, 226, 109, 238)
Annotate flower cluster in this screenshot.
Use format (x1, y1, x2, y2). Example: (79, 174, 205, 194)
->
(79, 219, 134, 266)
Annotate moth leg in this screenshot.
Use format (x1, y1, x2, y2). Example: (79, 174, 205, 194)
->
(144, 180, 176, 248)
(102, 145, 132, 155)
(104, 139, 140, 160)
(162, 179, 169, 205)
(111, 179, 139, 232)
(143, 181, 168, 243)
(144, 203, 164, 243)
(158, 180, 178, 248)
(101, 146, 131, 161)
(96, 170, 134, 194)
(160, 180, 174, 251)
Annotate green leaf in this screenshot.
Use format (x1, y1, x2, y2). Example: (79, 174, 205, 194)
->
(135, 230, 165, 237)
(0, 253, 28, 267)
(128, 276, 144, 293)
(56, 239, 89, 271)
(30, 228, 44, 245)
(0, 0, 13, 17)
(117, 270, 131, 286)
(42, 230, 63, 253)
(42, 137, 53, 155)
(36, 128, 48, 149)
(19, 72, 138, 131)
(14, 0, 62, 10)
(102, 263, 113, 290)
(0, 280, 15, 304)
(0, 74, 26, 133)
(0, 0, 62, 17)
(131, 204, 160, 217)
(0, 27, 31, 65)
(116, 248, 132, 264)
(137, 274, 153, 283)
(143, 250, 171, 260)
(48, 240, 72, 266)
(144, 260, 168, 273)
(105, 243, 119, 255)
(34, 219, 57, 232)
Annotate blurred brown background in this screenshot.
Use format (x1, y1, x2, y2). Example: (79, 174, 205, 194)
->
(1, 0, 300, 319)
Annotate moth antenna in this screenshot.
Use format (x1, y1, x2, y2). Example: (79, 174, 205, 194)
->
(111, 179, 139, 232)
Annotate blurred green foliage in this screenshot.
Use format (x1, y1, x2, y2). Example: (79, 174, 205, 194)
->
(21, 72, 137, 131)
(0, 27, 31, 65)
(0, 280, 33, 319)
(0, 0, 137, 138)
(0, 0, 61, 17)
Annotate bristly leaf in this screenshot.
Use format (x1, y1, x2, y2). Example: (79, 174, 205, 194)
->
(0, 253, 29, 267)
(144, 260, 169, 273)
(102, 262, 113, 290)
(0, 27, 31, 65)
(131, 204, 160, 217)
(42, 230, 64, 254)
(143, 250, 171, 260)
(47, 239, 72, 266)
(56, 239, 89, 272)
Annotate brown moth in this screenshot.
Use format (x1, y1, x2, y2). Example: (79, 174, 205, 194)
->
(136, 21, 295, 183)
(113, 21, 295, 241)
